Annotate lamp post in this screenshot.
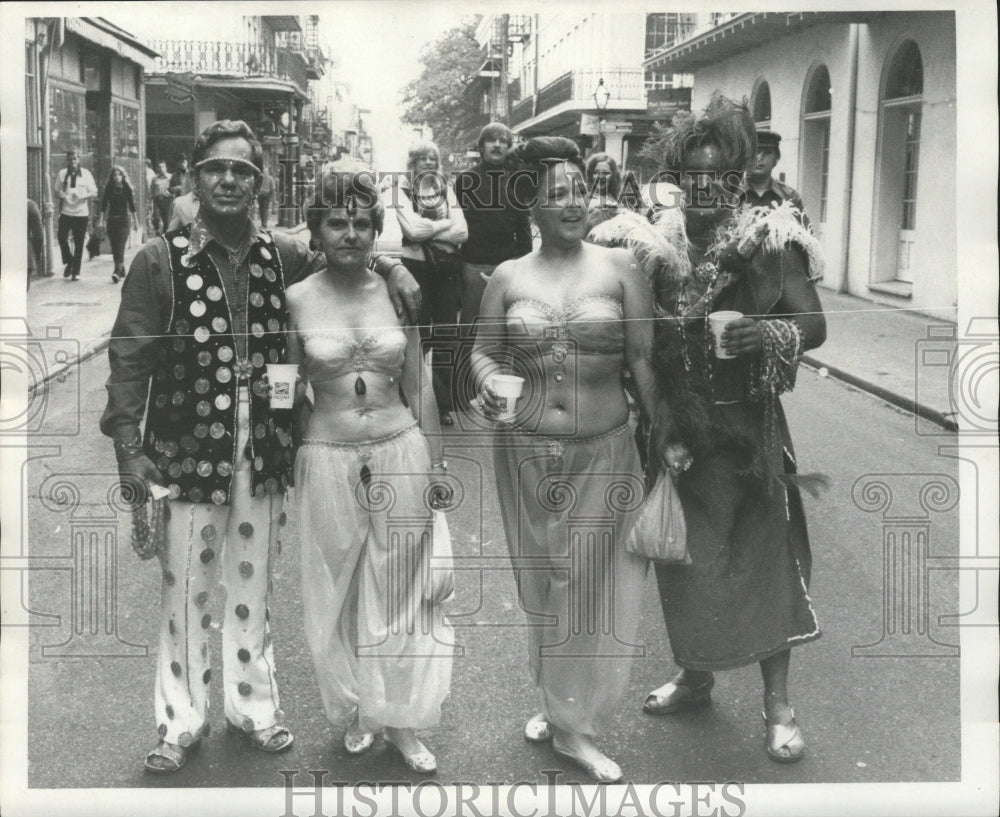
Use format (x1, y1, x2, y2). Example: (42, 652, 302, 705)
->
(593, 77, 611, 152)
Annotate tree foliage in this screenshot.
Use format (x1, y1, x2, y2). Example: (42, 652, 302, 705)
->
(400, 16, 483, 162)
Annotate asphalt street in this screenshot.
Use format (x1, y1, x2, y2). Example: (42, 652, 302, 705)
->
(25, 350, 960, 789)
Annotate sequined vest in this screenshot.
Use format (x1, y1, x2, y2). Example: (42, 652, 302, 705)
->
(142, 225, 294, 504)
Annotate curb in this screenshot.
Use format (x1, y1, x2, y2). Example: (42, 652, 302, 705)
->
(28, 335, 111, 398)
(802, 354, 959, 432)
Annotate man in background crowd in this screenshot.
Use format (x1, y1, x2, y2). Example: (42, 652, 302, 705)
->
(452, 122, 533, 404)
(149, 161, 173, 235)
(169, 154, 191, 198)
(740, 131, 811, 228)
(54, 149, 98, 280)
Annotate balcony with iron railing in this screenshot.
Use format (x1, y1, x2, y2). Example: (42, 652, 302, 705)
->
(509, 68, 646, 128)
(538, 68, 646, 115)
(510, 96, 534, 127)
(149, 39, 311, 95)
(274, 28, 326, 79)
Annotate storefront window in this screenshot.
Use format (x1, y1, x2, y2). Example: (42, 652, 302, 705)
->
(50, 86, 84, 153)
(113, 103, 141, 158)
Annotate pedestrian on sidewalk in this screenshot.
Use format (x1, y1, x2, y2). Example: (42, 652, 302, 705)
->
(98, 165, 139, 284)
(27, 198, 45, 288)
(453, 123, 533, 406)
(150, 161, 172, 235)
(167, 190, 199, 231)
(638, 93, 827, 765)
(257, 170, 274, 228)
(169, 153, 191, 198)
(101, 118, 421, 776)
(54, 149, 97, 280)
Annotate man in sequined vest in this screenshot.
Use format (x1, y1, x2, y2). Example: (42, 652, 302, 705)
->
(101, 120, 420, 774)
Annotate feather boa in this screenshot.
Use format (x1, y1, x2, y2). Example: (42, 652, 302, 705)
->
(587, 208, 691, 297)
(711, 200, 824, 282)
(597, 200, 826, 489)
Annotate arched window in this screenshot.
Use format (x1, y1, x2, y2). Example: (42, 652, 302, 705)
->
(804, 65, 832, 114)
(884, 40, 923, 100)
(801, 65, 832, 226)
(751, 80, 771, 128)
(873, 40, 924, 286)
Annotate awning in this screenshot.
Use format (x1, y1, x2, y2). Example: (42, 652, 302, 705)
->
(644, 11, 877, 73)
(65, 17, 160, 68)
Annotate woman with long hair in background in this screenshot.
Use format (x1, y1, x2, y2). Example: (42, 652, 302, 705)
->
(98, 164, 138, 283)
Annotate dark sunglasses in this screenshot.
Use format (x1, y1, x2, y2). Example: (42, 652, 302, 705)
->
(194, 158, 261, 181)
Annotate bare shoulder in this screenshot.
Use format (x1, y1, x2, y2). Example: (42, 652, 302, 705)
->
(490, 257, 520, 287)
(285, 272, 317, 308)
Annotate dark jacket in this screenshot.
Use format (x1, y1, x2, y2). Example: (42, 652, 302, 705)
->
(453, 163, 532, 265)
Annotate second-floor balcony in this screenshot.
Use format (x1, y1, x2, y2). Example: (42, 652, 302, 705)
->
(149, 39, 310, 96)
(275, 30, 326, 80)
(511, 68, 646, 128)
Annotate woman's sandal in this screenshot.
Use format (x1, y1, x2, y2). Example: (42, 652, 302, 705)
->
(344, 730, 375, 755)
(643, 673, 715, 715)
(524, 713, 554, 743)
(227, 721, 294, 753)
(763, 709, 806, 763)
(551, 738, 623, 784)
(383, 730, 437, 774)
(144, 739, 198, 774)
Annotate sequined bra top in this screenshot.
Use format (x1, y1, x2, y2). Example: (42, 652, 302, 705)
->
(301, 328, 407, 384)
(504, 296, 626, 356)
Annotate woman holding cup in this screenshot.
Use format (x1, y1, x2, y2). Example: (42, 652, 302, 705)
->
(285, 160, 453, 774)
(470, 137, 684, 783)
(638, 94, 827, 764)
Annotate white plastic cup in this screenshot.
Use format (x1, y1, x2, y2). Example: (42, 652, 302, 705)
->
(708, 310, 743, 359)
(489, 374, 525, 422)
(265, 363, 298, 409)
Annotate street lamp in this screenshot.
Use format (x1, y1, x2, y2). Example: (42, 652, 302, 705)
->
(593, 78, 611, 151)
(593, 77, 611, 113)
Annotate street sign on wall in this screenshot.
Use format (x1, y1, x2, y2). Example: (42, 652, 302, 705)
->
(163, 72, 197, 105)
(600, 121, 633, 134)
(647, 87, 692, 119)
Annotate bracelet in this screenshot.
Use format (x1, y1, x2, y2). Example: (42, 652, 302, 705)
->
(113, 427, 145, 462)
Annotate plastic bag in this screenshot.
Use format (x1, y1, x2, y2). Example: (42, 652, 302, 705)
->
(625, 472, 690, 564)
(423, 510, 455, 604)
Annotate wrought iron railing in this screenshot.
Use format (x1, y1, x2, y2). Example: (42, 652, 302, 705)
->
(150, 39, 310, 92)
(151, 40, 277, 76)
(532, 68, 646, 116)
(509, 97, 533, 126)
(536, 71, 573, 113)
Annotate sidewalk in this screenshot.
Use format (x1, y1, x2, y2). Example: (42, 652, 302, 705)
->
(805, 288, 958, 431)
(25, 247, 959, 431)
(25, 241, 141, 394)
(25, 224, 306, 396)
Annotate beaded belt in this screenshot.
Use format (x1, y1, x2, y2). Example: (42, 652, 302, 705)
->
(302, 422, 419, 463)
